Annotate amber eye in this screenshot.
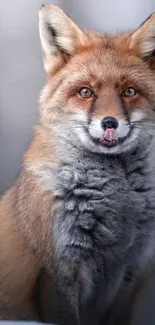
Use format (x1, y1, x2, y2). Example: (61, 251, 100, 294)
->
(121, 87, 136, 97)
(78, 87, 94, 98)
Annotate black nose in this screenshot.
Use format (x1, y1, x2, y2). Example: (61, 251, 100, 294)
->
(101, 116, 118, 130)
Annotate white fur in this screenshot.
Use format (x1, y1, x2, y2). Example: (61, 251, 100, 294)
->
(88, 118, 130, 140)
(72, 110, 146, 154)
(130, 110, 146, 122)
(117, 120, 130, 138)
(130, 13, 155, 58)
(39, 5, 87, 56)
(89, 119, 103, 139)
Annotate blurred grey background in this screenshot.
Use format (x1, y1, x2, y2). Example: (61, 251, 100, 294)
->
(1, 0, 155, 324)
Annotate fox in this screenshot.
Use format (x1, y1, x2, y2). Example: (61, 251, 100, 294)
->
(1, 3, 155, 325)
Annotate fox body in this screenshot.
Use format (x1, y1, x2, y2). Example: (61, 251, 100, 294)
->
(1, 4, 155, 325)
(38, 138, 155, 325)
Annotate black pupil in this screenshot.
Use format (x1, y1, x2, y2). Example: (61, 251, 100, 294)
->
(126, 88, 135, 96)
(81, 88, 91, 97)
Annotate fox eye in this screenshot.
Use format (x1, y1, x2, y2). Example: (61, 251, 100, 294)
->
(78, 87, 94, 98)
(121, 87, 136, 97)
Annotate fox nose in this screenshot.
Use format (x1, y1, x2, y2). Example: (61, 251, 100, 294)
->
(101, 116, 118, 130)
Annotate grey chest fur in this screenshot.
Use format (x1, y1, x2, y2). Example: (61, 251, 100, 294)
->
(38, 142, 155, 325)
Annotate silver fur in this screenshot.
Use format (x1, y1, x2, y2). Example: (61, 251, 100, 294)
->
(34, 118, 155, 325)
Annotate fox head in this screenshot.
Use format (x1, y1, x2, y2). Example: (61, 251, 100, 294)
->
(38, 5, 155, 155)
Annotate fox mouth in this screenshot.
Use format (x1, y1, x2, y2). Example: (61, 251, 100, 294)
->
(88, 126, 133, 148)
(101, 138, 118, 147)
(101, 128, 118, 147)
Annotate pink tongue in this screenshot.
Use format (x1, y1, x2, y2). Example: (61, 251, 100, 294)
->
(104, 128, 117, 141)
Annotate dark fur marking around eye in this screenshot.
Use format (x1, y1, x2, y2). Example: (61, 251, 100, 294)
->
(88, 97, 97, 123)
(120, 99, 130, 122)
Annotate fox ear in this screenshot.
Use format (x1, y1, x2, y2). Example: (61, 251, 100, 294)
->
(39, 4, 89, 73)
(129, 13, 155, 64)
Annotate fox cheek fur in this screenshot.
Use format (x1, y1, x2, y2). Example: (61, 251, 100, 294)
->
(1, 4, 155, 325)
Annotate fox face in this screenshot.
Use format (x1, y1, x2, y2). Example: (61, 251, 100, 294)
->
(39, 5, 155, 155)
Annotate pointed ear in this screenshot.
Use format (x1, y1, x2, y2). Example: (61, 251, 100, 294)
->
(129, 13, 155, 67)
(39, 4, 89, 74)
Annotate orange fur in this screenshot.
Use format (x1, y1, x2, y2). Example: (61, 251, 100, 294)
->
(1, 4, 155, 321)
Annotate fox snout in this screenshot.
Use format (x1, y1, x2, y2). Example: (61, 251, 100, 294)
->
(101, 117, 119, 145)
(89, 115, 130, 147)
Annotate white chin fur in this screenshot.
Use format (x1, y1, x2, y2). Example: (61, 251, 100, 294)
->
(72, 111, 146, 154)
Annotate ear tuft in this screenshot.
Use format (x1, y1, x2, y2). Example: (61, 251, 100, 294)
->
(39, 5, 89, 73)
(129, 13, 155, 60)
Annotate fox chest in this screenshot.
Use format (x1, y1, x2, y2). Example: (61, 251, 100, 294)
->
(50, 159, 147, 278)
(39, 157, 155, 325)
